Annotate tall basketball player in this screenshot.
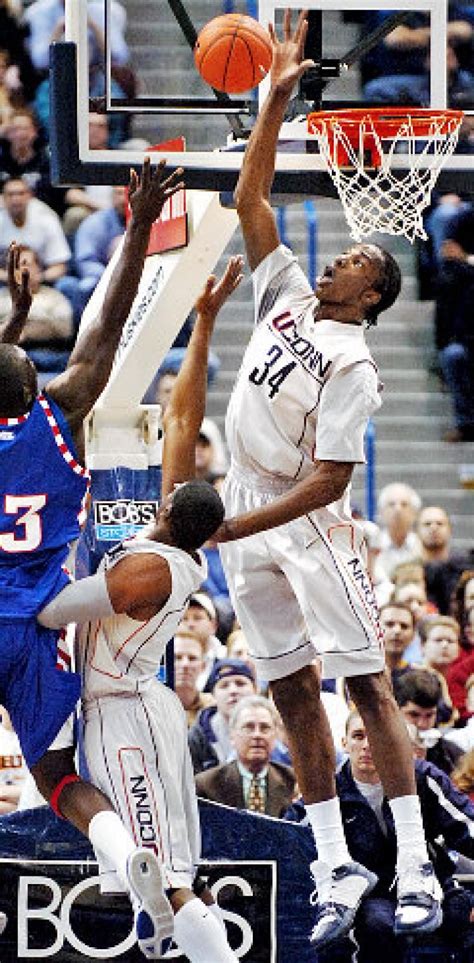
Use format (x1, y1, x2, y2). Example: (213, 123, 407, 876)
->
(215, 9, 442, 948)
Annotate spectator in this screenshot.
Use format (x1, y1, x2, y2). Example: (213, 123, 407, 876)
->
(0, 108, 65, 214)
(73, 185, 127, 306)
(363, 39, 474, 108)
(417, 505, 474, 614)
(173, 630, 215, 728)
(61, 113, 115, 237)
(395, 669, 462, 775)
(359, 8, 473, 95)
(24, 0, 130, 74)
(420, 615, 461, 679)
(0, 244, 73, 379)
(451, 749, 474, 802)
(188, 658, 257, 774)
(195, 419, 227, 479)
(435, 202, 474, 441)
(390, 578, 435, 663)
(450, 569, 474, 656)
(195, 695, 295, 816)
(0, 705, 28, 813)
(0, 177, 71, 286)
(226, 628, 256, 673)
(377, 482, 422, 580)
(0, 1, 38, 104)
(179, 592, 226, 690)
(379, 602, 415, 685)
(0, 47, 26, 134)
(287, 708, 474, 963)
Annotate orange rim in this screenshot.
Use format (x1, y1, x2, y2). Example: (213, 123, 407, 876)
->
(308, 106, 464, 138)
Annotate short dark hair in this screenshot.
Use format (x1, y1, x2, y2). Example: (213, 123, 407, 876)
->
(169, 479, 224, 550)
(0, 345, 37, 417)
(366, 246, 402, 327)
(394, 668, 442, 709)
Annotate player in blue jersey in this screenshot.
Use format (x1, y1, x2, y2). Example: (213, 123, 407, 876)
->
(0, 157, 183, 770)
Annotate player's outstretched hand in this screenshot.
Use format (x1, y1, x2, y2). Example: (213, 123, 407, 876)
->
(128, 155, 185, 225)
(269, 9, 315, 97)
(7, 242, 32, 320)
(195, 255, 244, 327)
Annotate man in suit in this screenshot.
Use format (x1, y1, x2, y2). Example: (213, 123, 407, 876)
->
(195, 695, 295, 817)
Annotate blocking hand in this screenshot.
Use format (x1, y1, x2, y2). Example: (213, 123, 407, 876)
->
(128, 155, 185, 225)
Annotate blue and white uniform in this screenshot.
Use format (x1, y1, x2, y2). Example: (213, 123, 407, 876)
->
(220, 245, 385, 681)
(76, 537, 207, 892)
(0, 392, 88, 766)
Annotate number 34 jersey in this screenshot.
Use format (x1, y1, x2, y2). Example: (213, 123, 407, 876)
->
(0, 392, 89, 619)
(226, 245, 382, 482)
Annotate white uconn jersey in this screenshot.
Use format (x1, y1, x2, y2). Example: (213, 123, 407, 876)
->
(76, 538, 206, 702)
(226, 245, 382, 482)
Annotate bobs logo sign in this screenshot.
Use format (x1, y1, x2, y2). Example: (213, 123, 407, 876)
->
(0, 859, 276, 961)
(93, 500, 159, 542)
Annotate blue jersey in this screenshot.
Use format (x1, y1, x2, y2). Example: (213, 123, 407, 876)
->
(0, 392, 90, 619)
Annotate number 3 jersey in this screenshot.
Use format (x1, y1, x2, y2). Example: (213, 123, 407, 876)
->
(0, 392, 89, 619)
(226, 245, 382, 484)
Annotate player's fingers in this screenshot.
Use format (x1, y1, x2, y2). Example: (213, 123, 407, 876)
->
(295, 9, 309, 42)
(163, 181, 185, 202)
(160, 166, 184, 191)
(283, 8, 292, 40)
(7, 243, 17, 284)
(129, 168, 138, 194)
(268, 22, 277, 47)
(297, 17, 309, 55)
(141, 155, 151, 186)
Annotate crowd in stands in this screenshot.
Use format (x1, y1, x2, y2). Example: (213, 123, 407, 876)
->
(1, 3, 474, 958)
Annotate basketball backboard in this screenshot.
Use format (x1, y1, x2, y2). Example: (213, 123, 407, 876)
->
(50, 0, 474, 196)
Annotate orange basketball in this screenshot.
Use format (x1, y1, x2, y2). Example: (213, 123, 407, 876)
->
(194, 14, 272, 94)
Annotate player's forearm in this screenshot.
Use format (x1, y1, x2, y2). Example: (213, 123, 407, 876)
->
(38, 571, 114, 629)
(218, 462, 353, 541)
(235, 85, 290, 206)
(164, 316, 211, 429)
(0, 309, 30, 345)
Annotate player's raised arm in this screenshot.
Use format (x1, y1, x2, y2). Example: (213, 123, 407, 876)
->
(0, 242, 32, 344)
(46, 157, 184, 454)
(234, 9, 314, 271)
(161, 256, 243, 499)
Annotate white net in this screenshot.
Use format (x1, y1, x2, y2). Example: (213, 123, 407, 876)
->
(308, 111, 463, 243)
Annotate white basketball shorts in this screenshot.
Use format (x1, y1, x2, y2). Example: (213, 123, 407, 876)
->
(82, 681, 200, 892)
(220, 466, 385, 682)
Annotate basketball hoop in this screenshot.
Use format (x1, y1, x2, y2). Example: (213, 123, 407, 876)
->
(307, 107, 464, 243)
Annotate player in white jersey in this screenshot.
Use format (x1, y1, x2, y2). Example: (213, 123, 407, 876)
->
(216, 10, 442, 949)
(39, 257, 243, 962)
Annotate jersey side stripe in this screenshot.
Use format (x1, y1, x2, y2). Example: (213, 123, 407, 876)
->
(37, 394, 90, 479)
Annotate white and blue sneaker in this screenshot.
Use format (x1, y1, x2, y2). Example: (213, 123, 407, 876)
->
(309, 860, 378, 949)
(394, 859, 443, 935)
(127, 848, 174, 959)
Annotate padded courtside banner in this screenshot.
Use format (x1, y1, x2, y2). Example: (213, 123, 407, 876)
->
(76, 467, 162, 578)
(0, 803, 318, 962)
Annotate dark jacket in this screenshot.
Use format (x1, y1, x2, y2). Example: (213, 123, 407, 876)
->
(195, 759, 296, 818)
(188, 705, 221, 774)
(285, 759, 474, 896)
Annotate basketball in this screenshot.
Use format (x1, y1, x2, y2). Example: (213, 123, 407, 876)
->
(194, 14, 273, 94)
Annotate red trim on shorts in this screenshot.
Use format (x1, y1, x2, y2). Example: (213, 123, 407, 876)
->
(50, 774, 81, 818)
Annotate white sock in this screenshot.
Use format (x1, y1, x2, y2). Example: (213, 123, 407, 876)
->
(388, 794, 429, 868)
(88, 811, 137, 893)
(174, 898, 238, 963)
(305, 797, 351, 869)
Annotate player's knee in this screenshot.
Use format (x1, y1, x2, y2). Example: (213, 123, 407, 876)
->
(271, 663, 321, 714)
(348, 670, 395, 717)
